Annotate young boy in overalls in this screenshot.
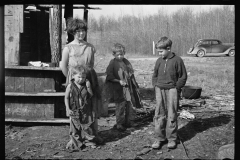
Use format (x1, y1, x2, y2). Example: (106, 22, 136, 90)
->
(64, 65, 96, 150)
(152, 37, 187, 149)
(106, 43, 142, 131)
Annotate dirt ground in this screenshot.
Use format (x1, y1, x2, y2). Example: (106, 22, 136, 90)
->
(5, 56, 235, 159)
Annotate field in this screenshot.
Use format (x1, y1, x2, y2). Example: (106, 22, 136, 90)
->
(5, 55, 234, 159)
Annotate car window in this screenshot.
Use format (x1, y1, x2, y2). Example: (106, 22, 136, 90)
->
(212, 41, 219, 45)
(201, 41, 210, 45)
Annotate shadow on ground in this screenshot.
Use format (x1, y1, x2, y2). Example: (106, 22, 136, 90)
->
(178, 114, 232, 143)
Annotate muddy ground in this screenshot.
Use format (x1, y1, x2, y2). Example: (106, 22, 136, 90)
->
(5, 56, 234, 159)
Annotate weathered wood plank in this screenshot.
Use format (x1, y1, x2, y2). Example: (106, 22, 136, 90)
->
(5, 92, 65, 96)
(5, 70, 15, 92)
(5, 118, 69, 123)
(4, 16, 14, 32)
(14, 77, 24, 92)
(19, 5, 24, 33)
(4, 5, 14, 16)
(13, 5, 20, 33)
(34, 72, 45, 92)
(24, 77, 35, 92)
(5, 65, 61, 71)
(44, 99, 55, 118)
(44, 72, 55, 91)
(51, 5, 62, 66)
(5, 97, 55, 119)
(5, 16, 18, 65)
(5, 31, 20, 65)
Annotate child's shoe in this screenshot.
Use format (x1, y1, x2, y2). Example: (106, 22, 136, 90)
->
(116, 124, 126, 131)
(152, 140, 165, 149)
(167, 141, 177, 149)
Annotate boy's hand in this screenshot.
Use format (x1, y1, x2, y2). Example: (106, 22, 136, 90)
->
(120, 80, 127, 86)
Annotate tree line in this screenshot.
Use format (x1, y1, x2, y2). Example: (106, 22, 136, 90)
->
(87, 5, 234, 56)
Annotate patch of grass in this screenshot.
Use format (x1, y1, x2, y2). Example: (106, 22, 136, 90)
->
(184, 57, 234, 95)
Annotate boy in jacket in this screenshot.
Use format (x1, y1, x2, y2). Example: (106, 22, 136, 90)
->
(152, 37, 187, 149)
(106, 43, 142, 131)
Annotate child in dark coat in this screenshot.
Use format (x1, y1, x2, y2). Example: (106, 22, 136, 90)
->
(152, 37, 187, 149)
(106, 43, 142, 131)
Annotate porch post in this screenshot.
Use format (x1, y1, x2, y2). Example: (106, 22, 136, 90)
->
(50, 4, 62, 66)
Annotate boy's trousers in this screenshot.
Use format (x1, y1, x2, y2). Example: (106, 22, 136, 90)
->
(115, 101, 135, 125)
(154, 86, 179, 142)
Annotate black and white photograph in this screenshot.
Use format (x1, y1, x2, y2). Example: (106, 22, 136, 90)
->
(4, 4, 234, 159)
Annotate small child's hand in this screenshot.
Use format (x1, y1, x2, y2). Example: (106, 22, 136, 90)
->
(67, 109, 73, 116)
(120, 80, 127, 86)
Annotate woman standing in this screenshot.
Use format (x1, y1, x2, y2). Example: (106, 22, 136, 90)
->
(60, 17, 102, 150)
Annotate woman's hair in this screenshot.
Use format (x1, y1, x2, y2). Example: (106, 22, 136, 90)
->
(111, 43, 125, 55)
(71, 65, 87, 76)
(155, 36, 172, 49)
(66, 17, 88, 35)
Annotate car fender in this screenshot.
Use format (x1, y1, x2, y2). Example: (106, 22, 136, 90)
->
(223, 47, 234, 54)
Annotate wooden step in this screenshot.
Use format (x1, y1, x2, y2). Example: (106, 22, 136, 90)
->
(5, 118, 69, 123)
(5, 92, 65, 96)
(5, 65, 61, 71)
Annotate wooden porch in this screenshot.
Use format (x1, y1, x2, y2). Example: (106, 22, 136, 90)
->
(4, 4, 111, 123)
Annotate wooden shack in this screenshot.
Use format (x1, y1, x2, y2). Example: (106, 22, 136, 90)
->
(5, 4, 109, 123)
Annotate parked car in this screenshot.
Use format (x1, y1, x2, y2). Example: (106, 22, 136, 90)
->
(187, 39, 235, 57)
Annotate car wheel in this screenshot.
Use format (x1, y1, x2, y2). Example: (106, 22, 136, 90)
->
(228, 50, 235, 57)
(197, 50, 205, 57)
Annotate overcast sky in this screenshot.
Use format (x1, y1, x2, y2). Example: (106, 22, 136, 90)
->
(73, 5, 227, 20)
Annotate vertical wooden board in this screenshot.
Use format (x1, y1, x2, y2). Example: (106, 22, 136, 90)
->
(5, 16, 13, 65)
(14, 70, 24, 92)
(44, 98, 55, 118)
(5, 31, 20, 65)
(13, 32, 20, 65)
(5, 70, 15, 92)
(24, 77, 35, 92)
(13, 5, 20, 33)
(18, 5, 24, 33)
(4, 5, 14, 16)
(34, 72, 45, 92)
(4, 16, 14, 32)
